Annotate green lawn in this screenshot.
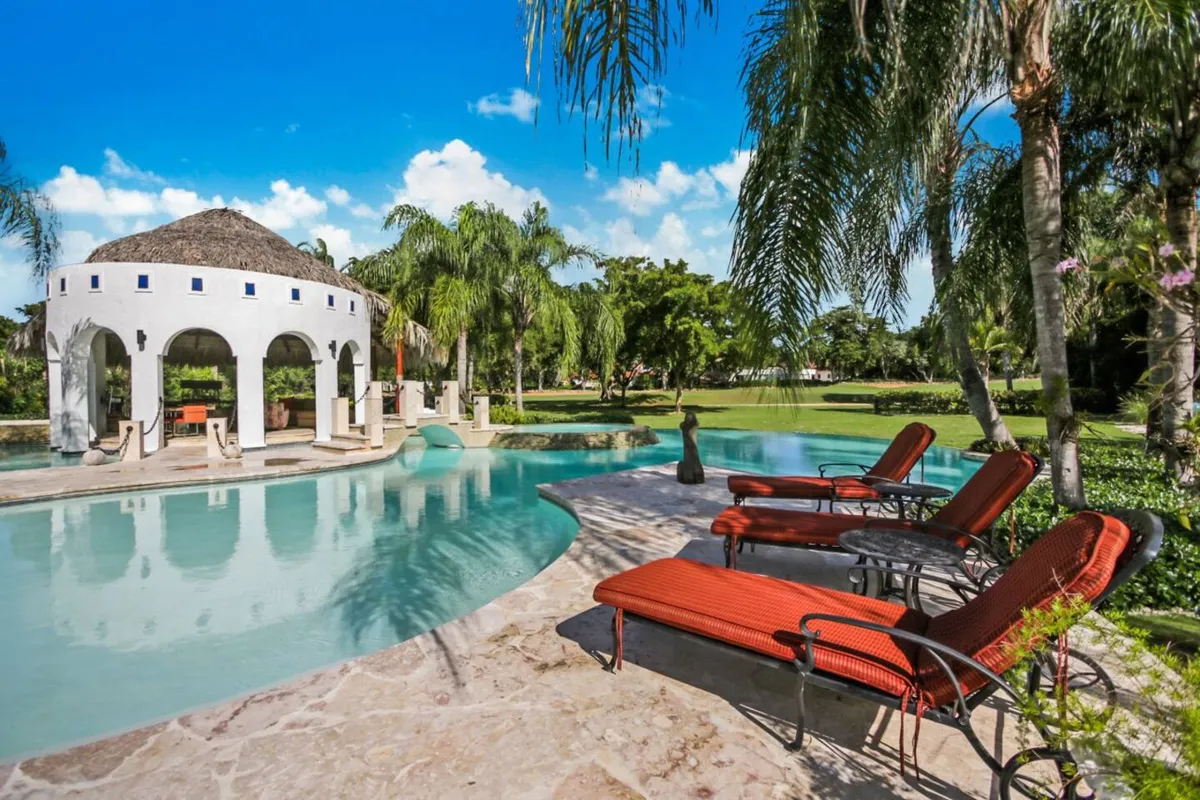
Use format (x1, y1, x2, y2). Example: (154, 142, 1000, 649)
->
(519, 388, 1134, 449)
(1125, 613, 1200, 657)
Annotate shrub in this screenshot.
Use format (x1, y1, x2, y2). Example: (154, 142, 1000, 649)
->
(968, 436, 1051, 458)
(874, 387, 1112, 416)
(1003, 442, 1200, 612)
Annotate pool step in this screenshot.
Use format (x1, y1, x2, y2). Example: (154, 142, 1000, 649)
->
(312, 438, 369, 456)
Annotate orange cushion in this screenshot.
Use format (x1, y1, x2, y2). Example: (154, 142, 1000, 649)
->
(919, 512, 1130, 706)
(711, 505, 866, 546)
(868, 422, 937, 482)
(726, 474, 880, 500)
(595, 558, 928, 698)
(930, 450, 1039, 534)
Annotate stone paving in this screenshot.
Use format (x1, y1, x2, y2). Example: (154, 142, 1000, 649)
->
(0, 441, 401, 507)
(1, 465, 1043, 799)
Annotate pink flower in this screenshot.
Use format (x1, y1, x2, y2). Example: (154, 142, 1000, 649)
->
(1055, 257, 1079, 275)
(1159, 243, 1176, 258)
(1159, 269, 1195, 291)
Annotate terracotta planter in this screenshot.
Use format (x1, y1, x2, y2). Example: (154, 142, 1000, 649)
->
(264, 400, 290, 430)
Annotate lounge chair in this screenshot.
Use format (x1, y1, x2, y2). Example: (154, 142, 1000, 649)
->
(712, 449, 1042, 569)
(727, 422, 936, 510)
(592, 510, 1162, 793)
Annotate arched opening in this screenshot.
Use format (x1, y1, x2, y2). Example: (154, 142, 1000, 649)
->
(337, 340, 367, 424)
(163, 328, 237, 443)
(265, 481, 318, 561)
(63, 499, 136, 585)
(58, 325, 132, 452)
(263, 333, 317, 437)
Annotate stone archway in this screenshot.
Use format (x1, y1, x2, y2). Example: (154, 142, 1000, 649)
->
(56, 323, 132, 453)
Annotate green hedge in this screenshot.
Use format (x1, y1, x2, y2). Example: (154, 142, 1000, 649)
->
(1003, 443, 1200, 612)
(968, 436, 1051, 458)
(874, 387, 1111, 416)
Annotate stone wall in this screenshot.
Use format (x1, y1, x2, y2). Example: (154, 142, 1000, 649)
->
(0, 420, 50, 444)
(490, 425, 659, 451)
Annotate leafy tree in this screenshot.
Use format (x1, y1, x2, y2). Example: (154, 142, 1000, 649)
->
(489, 202, 589, 412)
(374, 203, 498, 401)
(1, 138, 58, 278)
(569, 281, 624, 399)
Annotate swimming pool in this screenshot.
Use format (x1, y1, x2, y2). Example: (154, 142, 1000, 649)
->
(0, 445, 114, 472)
(0, 429, 978, 759)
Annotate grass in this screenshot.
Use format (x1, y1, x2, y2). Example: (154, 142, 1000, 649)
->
(1126, 612, 1200, 657)
(518, 388, 1136, 449)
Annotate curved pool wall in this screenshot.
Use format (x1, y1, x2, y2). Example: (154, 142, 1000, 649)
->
(0, 429, 979, 760)
(491, 423, 660, 450)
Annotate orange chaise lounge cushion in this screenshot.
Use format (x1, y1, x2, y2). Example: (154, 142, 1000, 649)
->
(593, 558, 930, 698)
(726, 422, 936, 501)
(712, 450, 1042, 552)
(918, 511, 1130, 707)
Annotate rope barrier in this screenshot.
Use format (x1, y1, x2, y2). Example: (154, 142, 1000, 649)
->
(212, 421, 227, 451)
(143, 398, 164, 436)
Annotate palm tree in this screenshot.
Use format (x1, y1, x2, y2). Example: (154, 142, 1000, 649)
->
(1, 138, 58, 278)
(489, 203, 591, 412)
(1066, 1, 1199, 479)
(570, 282, 625, 400)
(522, 0, 1088, 506)
(379, 203, 497, 403)
(297, 238, 335, 268)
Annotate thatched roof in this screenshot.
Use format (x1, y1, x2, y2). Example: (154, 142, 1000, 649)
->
(85, 208, 370, 294)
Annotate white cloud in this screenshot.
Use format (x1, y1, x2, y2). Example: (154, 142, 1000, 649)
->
(160, 187, 225, 219)
(285, 123, 300, 134)
(601, 213, 723, 273)
(584, 163, 599, 182)
(700, 223, 726, 238)
(392, 139, 548, 220)
(325, 185, 351, 206)
(349, 203, 379, 220)
(624, 84, 673, 138)
(42, 167, 158, 218)
(603, 161, 710, 216)
(469, 88, 539, 123)
(709, 149, 752, 196)
(308, 224, 371, 267)
(103, 148, 164, 184)
(232, 180, 326, 230)
(59, 230, 107, 265)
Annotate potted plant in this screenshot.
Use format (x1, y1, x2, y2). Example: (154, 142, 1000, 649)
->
(263, 366, 315, 429)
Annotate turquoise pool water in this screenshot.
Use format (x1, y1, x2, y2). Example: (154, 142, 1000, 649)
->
(510, 422, 635, 433)
(0, 445, 114, 472)
(0, 429, 978, 759)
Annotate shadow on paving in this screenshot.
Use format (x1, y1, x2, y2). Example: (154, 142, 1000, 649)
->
(556, 602, 977, 800)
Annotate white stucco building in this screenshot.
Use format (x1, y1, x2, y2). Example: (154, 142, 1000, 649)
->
(44, 209, 374, 453)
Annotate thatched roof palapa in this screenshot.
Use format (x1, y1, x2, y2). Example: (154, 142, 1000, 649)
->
(86, 208, 370, 294)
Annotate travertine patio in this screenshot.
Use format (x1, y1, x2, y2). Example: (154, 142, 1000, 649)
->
(2, 465, 1052, 798)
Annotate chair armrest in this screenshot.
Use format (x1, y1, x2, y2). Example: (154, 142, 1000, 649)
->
(817, 462, 871, 477)
(796, 612, 1022, 711)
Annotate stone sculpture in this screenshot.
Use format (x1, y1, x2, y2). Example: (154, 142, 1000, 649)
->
(677, 411, 705, 484)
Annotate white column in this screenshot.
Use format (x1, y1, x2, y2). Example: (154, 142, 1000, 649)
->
(60, 333, 92, 453)
(352, 359, 368, 425)
(47, 356, 63, 449)
(314, 357, 337, 442)
(236, 355, 266, 450)
(130, 350, 164, 453)
(88, 333, 107, 440)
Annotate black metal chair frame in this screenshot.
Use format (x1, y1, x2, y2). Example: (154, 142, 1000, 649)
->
(607, 509, 1162, 799)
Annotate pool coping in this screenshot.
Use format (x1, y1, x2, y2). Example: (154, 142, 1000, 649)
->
(0, 441, 405, 508)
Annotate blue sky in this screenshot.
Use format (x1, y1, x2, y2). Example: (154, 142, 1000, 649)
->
(1, 0, 1017, 327)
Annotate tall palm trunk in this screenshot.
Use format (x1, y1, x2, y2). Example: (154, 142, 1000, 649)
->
(673, 373, 684, 413)
(1012, 8, 1085, 507)
(1146, 300, 1166, 450)
(514, 329, 525, 413)
(928, 177, 1014, 446)
(1161, 178, 1198, 480)
(1002, 351, 1014, 392)
(456, 328, 469, 408)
